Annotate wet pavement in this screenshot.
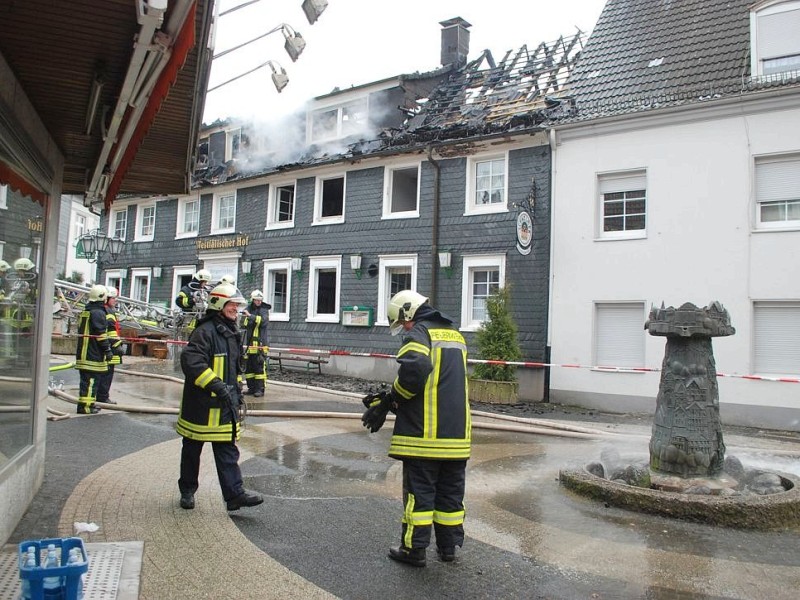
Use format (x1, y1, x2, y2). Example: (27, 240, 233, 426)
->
(7, 357, 800, 599)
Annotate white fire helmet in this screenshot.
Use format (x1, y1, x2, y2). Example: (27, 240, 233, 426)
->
(194, 269, 213, 282)
(387, 290, 428, 336)
(88, 284, 109, 303)
(206, 282, 247, 311)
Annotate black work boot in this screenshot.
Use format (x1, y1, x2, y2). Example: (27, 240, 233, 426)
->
(226, 490, 264, 511)
(180, 492, 195, 510)
(388, 546, 426, 567)
(77, 404, 100, 414)
(437, 546, 456, 562)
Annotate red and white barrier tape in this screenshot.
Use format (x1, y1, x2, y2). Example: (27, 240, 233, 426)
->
(50, 334, 800, 383)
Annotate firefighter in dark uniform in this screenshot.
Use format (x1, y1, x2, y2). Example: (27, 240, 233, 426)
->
(175, 268, 212, 312)
(176, 282, 264, 512)
(75, 284, 114, 414)
(0, 259, 8, 300)
(96, 287, 124, 405)
(362, 290, 471, 567)
(242, 289, 271, 397)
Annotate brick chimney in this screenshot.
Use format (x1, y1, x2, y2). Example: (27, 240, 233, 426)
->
(440, 17, 471, 67)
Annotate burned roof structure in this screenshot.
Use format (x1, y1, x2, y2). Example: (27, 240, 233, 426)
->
(191, 29, 585, 188)
(563, 0, 800, 121)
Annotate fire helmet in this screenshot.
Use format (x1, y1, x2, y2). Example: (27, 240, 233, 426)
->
(220, 274, 236, 285)
(206, 282, 247, 312)
(0, 260, 9, 271)
(250, 290, 264, 300)
(88, 284, 109, 303)
(14, 257, 35, 271)
(387, 290, 428, 336)
(194, 269, 213, 282)
(106, 287, 119, 299)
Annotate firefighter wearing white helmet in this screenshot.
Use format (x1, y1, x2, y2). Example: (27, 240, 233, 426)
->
(96, 286, 124, 405)
(176, 281, 263, 512)
(242, 289, 271, 397)
(220, 274, 236, 285)
(363, 289, 470, 567)
(175, 269, 212, 313)
(0, 259, 9, 300)
(75, 284, 113, 414)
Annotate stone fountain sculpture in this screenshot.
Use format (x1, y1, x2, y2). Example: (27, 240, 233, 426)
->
(645, 301, 735, 479)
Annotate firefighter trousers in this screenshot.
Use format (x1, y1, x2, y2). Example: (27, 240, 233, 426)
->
(96, 365, 115, 402)
(178, 437, 245, 502)
(78, 370, 100, 410)
(400, 458, 467, 550)
(245, 351, 266, 393)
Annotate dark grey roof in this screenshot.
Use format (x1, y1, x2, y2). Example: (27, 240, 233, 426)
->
(564, 0, 800, 121)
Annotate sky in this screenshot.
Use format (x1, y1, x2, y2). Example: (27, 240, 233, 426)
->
(202, 0, 608, 124)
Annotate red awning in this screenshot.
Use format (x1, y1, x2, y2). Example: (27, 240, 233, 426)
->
(0, 160, 48, 206)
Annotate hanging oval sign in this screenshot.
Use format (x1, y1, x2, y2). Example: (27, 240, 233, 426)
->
(516, 210, 532, 255)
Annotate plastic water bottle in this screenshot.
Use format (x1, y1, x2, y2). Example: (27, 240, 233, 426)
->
(66, 548, 85, 600)
(18, 548, 36, 600)
(42, 544, 63, 599)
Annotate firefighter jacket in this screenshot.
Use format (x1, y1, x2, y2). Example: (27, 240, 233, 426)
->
(175, 280, 201, 311)
(75, 300, 111, 372)
(105, 304, 123, 365)
(243, 301, 271, 353)
(388, 304, 471, 461)
(176, 312, 244, 442)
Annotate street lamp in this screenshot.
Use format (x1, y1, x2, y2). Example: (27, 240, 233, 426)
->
(79, 229, 125, 264)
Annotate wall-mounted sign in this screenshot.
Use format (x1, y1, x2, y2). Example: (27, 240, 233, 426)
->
(195, 234, 249, 251)
(342, 305, 374, 327)
(515, 178, 536, 256)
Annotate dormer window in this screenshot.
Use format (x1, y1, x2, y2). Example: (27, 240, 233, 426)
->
(308, 98, 368, 143)
(751, 1, 800, 77)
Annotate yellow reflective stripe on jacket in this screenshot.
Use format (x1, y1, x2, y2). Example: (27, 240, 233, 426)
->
(423, 346, 441, 439)
(392, 377, 414, 400)
(389, 435, 470, 460)
(397, 341, 429, 358)
(195, 368, 215, 388)
(176, 417, 239, 442)
(208, 407, 221, 428)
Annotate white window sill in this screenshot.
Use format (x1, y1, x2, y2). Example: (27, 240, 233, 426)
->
(133, 237, 154, 243)
(464, 205, 508, 217)
(269, 313, 290, 322)
(210, 228, 236, 235)
(752, 224, 800, 233)
(382, 211, 420, 220)
(306, 315, 340, 324)
(594, 232, 647, 242)
(266, 221, 295, 231)
(175, 231, 198, 240)
(311, 218, 345, 226)
(460, 324, 482, 333)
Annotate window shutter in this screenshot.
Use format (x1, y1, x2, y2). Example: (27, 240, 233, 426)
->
(595, 303, 645, 368)
(755, 157, 800, 202)
(758, 10, 800, 59)
(598, 172, 646, 194)
(754, 303, 800, 374)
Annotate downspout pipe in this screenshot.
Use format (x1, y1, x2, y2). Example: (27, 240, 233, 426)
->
(427, 145, 441, 303)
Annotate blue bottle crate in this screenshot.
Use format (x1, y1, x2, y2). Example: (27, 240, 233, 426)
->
(18, 537, 88, 600)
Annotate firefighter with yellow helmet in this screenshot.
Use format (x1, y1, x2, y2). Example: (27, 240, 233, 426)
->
(176, 282, 263, 511)
(362, 289, 471, 567)
(75, 284, 114, 414)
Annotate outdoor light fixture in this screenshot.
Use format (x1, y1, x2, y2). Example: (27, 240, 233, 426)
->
(302, 0, 328, 25)
(291, 257, 303, 277)
(152, 265, 163, 278)
(78, 228, 125, 265)
(213, 24, 306, 62)
(241, 259, 252, 274)
(438, 250, 453, 278)
(350, 254, 362, 279)
(19, 245, 32, 260)
(85, 75, 104, 135)
(207, 60, 289, 94)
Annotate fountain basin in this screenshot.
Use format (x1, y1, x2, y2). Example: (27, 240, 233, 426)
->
(559, 467, 800, 530)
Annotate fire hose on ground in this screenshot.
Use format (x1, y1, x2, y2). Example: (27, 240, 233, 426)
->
(45, 367, 627, 440)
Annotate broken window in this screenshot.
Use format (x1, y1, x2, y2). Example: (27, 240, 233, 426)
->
(309, 97, 369, 142)
(315, 175, 345, 224)
(341, 99, 368, 136)
(311, 109, 337, 142)
(385, 165, 419, 216)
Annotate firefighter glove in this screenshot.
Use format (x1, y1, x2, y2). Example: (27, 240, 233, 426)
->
(361, 392, 391, 433)
(208, 379, 233, 404)
(104, 349, 114, 362)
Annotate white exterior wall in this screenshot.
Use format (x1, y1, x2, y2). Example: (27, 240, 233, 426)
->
(550, 99, 800, 429)
(64, 198, 99, 284)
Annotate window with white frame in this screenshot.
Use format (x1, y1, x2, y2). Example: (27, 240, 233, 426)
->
(376, 255, 418, 326)
(751, 1, 800, 77)
(309, 98, 368, 143)
(597, 170, 647, 239)
(131, 269, 151, 303)
(753, 301, 800, 374)
(263, 258, 293, 321)
(0, 241, 5, 259)
(171, 266, 195, 305)
(594, 302, 646, 368)
(135, 203, 156, 241)
(74, 214, 86, 241)
(383, 164, 420, 218)
(314, 175, 345, 224)
(104, 270, 125, 296)
(266, 182, 295, 229)
(460, 254, 505, 330)
(212, 192, 236, 233)
(307, 256, 341, 323)
(110, 208, 128, 240)
(226, 128, 241, 161)
(466, 154, 507, 215)
(177, 197, 200, 237)
(755, 154, 800, 228)
(0, 184, 7, 209)
(202, 256, 239, 283)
